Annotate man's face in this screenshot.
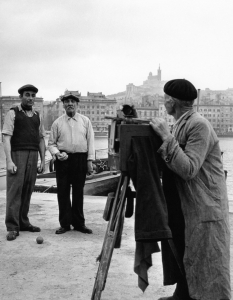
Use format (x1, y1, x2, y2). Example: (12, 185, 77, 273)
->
(164, 93, 175, 115)
(63, 98, 78, 116)
(21, 90, 36, 108)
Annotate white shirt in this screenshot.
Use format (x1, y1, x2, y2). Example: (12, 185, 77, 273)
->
(48, 113, 95, 160)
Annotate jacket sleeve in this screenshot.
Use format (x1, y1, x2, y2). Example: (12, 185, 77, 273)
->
(158, 119, 214, 181)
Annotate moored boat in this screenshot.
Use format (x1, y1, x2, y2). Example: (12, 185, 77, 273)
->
(0, 157, 52, 191)
(34, 170, 120, 196)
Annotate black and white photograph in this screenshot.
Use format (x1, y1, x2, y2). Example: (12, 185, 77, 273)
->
(0, 1, 232, 299)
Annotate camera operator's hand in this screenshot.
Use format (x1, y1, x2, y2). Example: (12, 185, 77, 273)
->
(150, 118, 172, 142)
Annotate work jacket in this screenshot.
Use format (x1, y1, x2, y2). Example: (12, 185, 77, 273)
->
(158, 109, 231, 300)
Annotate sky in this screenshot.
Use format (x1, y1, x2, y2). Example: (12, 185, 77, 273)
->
(1, 0, 233, 101)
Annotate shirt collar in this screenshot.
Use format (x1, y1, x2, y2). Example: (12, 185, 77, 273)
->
(19, 104, 37, 115)
(173, 110, 190, 127)
(172, 110, 190, 135)
(65, 113, 78, 121)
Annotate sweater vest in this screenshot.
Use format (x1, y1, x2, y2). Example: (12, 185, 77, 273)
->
(10, 107, 40, 151)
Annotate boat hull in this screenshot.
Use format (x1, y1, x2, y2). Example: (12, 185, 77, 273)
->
(34, 171, 120, 196)
(0, 158, 52, 191)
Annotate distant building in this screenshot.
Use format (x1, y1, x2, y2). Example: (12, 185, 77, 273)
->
(194, 104, 233, 134)
(43, 101, 55, 131)
(50, 90, 117, 133)
(107, 66, 167, 107)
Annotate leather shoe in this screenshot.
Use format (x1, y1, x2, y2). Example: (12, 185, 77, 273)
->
(73, 225, 93, 234)
(21, 224, 41, 232)
(6, 231, 19, 241)
(55, 226, 71, 234)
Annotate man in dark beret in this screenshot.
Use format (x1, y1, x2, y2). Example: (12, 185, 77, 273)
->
(48, 92, 94, 235)
(2, 84, 46, 241)
(150, 79, 231, 300)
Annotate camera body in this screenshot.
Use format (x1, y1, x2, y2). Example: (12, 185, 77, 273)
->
(108, 119, 154, 172)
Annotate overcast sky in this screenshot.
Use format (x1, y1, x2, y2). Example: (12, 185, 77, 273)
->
(1, 0, 233, 100)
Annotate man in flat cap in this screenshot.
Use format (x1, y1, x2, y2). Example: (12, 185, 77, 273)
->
(150, 79, 231, 300)
(2, 84, 46, 241)
(48, 93, 94, 234)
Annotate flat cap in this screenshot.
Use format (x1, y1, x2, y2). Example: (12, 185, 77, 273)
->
(164, 79, 197, 101)
(18, 84, 38, 95)
(60, 93, 80, 102)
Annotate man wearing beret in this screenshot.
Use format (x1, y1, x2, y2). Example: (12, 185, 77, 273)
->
(150, 79, 231, 300)
(48, 93, 94, 234)
(2, 84, 46, 241)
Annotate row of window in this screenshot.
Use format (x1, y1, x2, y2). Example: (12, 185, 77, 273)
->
(200, 108, 233, 112)
(137, 111, 157, 117)
(79, 105, 112, 109)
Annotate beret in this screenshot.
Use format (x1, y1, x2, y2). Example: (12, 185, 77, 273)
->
(18, 84, 38, 95)
(164, 79, 197, 101)
(61, 93, 80, 102)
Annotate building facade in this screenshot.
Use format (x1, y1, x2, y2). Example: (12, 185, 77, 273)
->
(49, 90, 117, 133)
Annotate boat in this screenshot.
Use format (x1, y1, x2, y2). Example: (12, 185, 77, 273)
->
(94, 130, 108, 137)
(34, 170, 120, 196)
(0, 157, 52, 191)
(34, 153, 120, 196)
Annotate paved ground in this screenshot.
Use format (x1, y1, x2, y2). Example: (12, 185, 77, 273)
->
(0, 191, 232, 300)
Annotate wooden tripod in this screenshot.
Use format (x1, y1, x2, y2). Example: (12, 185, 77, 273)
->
(91, 172, 185, 300)
(91, 172, 130, 300)
(91, 124, 185, 299)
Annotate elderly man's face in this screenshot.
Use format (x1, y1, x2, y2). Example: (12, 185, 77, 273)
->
(63, 98, 78, 116)
(164, 93, 175, 115)
(20, 90, 36, 109)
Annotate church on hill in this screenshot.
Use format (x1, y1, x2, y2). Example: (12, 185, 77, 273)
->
(106, 66, 167, 105)
(125, 65, 167, 103)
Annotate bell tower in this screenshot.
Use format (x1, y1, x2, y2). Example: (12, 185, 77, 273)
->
(157, 65, 161, 81)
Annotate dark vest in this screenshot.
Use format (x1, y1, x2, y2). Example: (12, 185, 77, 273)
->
(10, 107, 40, 151)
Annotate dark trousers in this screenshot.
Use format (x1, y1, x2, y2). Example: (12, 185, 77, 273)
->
(5, 150, 38, 231)
(55, 152, 87, 228)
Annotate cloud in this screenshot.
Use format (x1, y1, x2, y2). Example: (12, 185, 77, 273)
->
(1, 0, 233, 99)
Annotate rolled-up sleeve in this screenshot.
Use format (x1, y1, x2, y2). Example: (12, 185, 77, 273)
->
(48, 122, 60, 156)
(86, 119, 95, 160)
(2, 110, 15, 136)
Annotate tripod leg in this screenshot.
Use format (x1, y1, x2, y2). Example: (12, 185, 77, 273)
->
(92, 174, 125, 299)
(91, 174, 129, 300)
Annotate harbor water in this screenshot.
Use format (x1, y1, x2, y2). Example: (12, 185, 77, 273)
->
(1, 136, 233, 200)
(95, 136, 233, 201)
